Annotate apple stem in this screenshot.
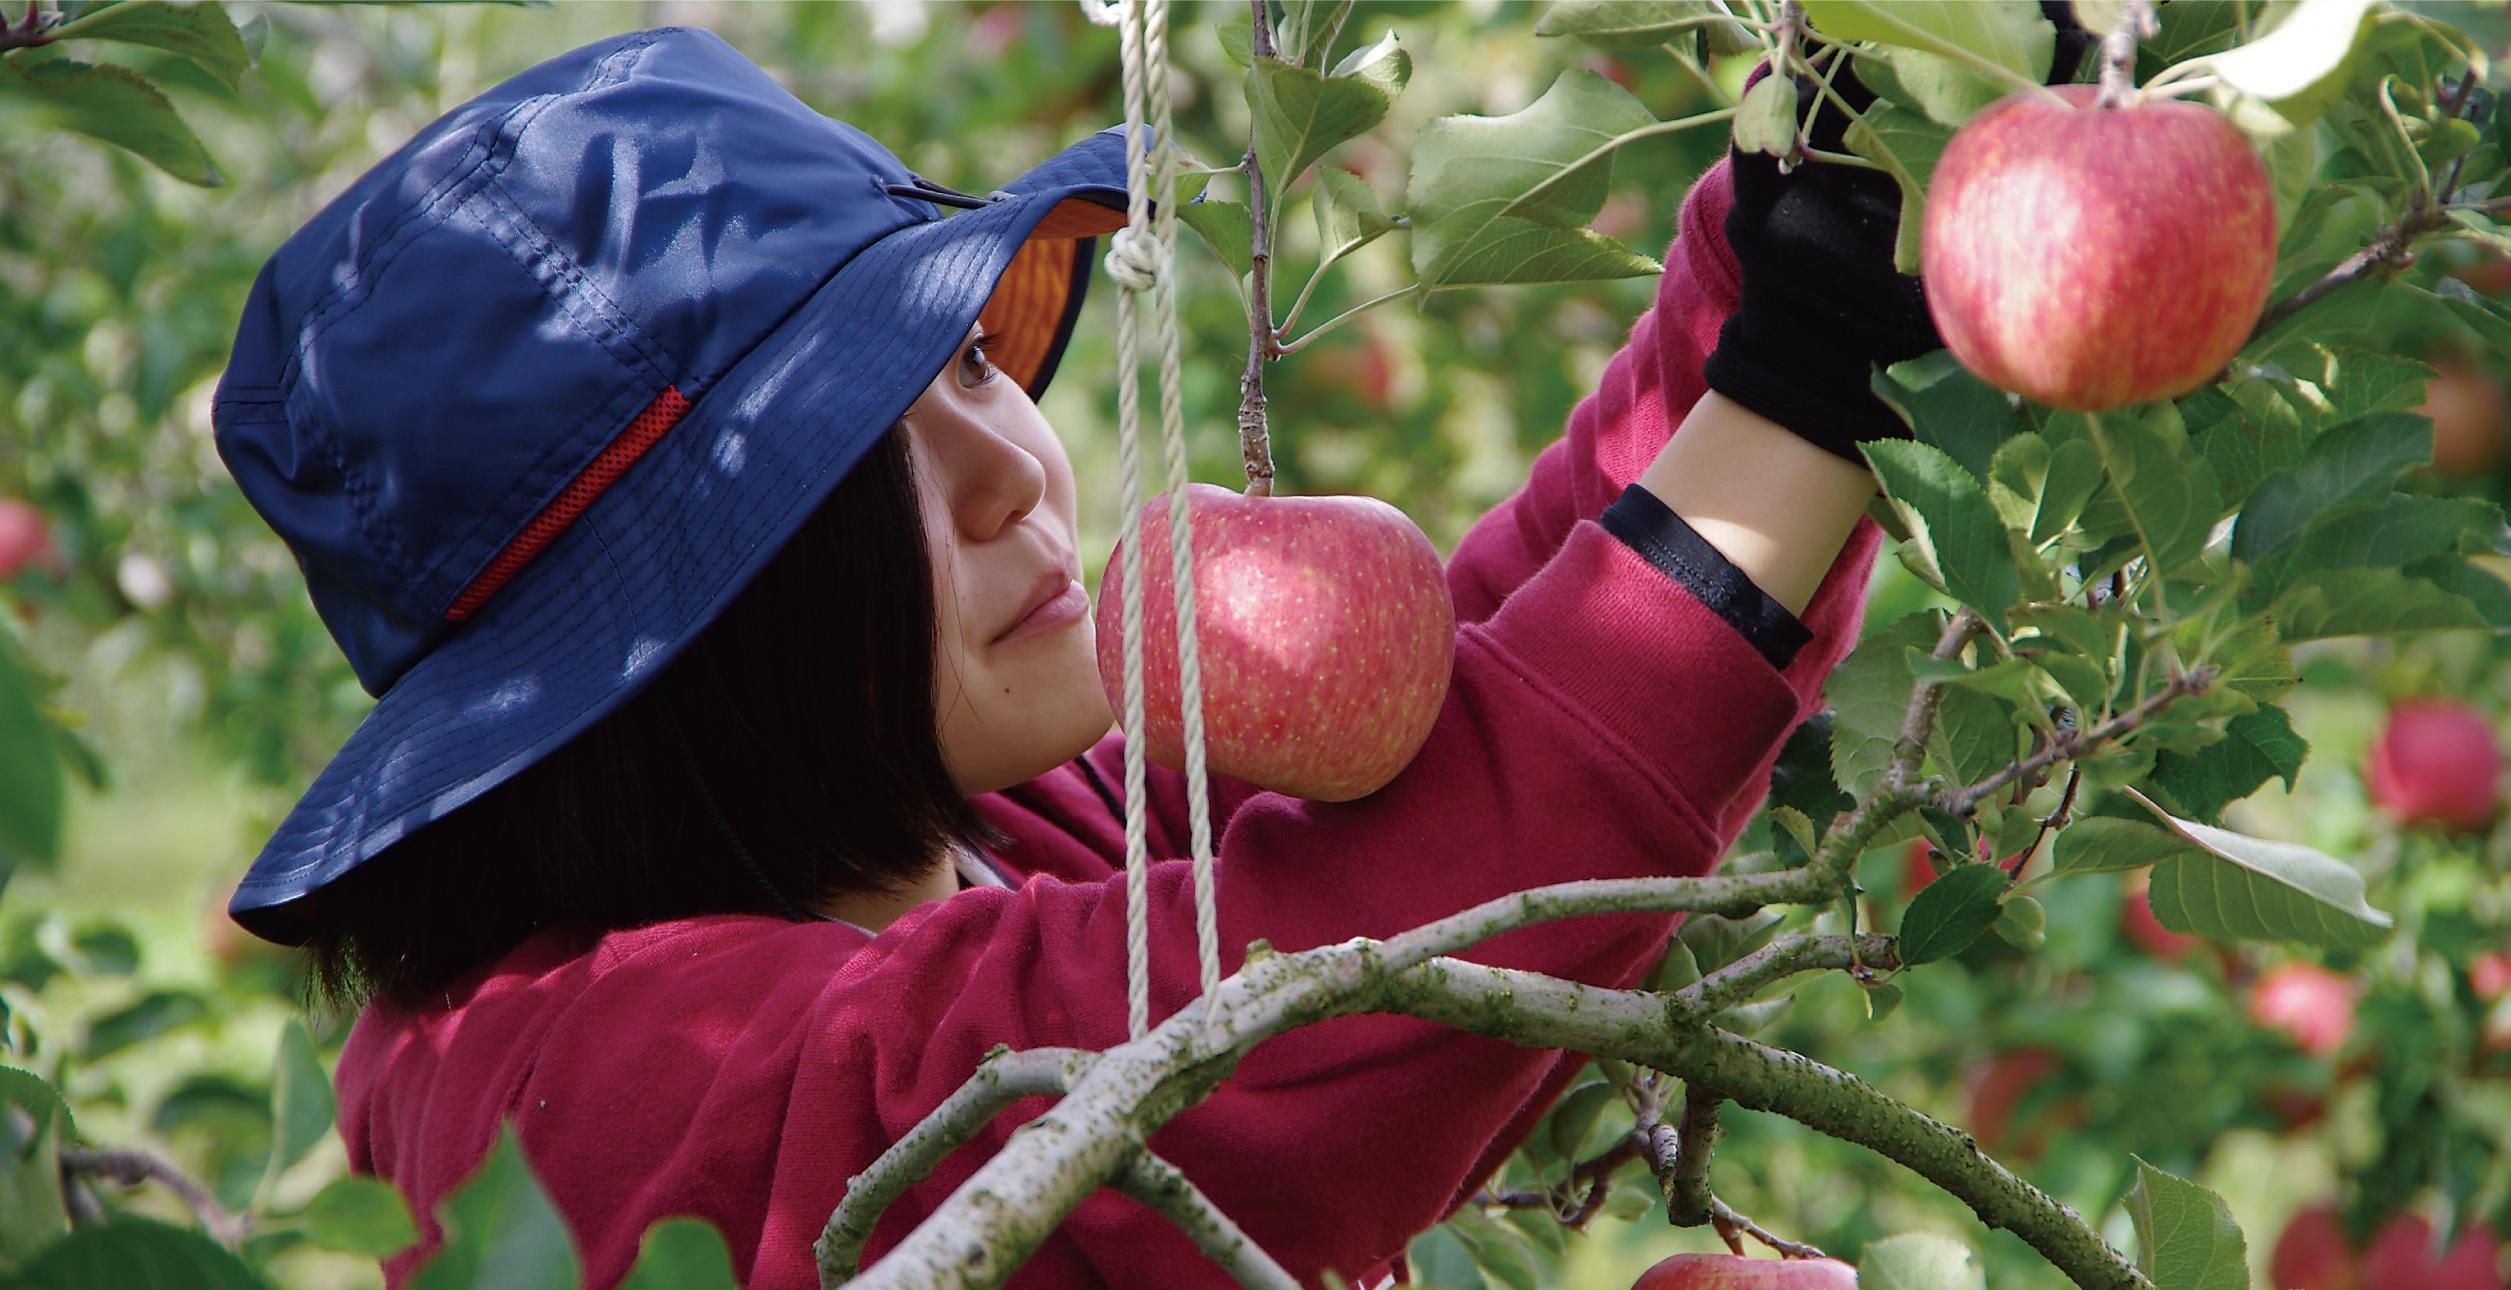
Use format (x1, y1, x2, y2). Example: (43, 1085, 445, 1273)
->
(1236, 0, 1280, 497)
(2093, 0, 2157, 110)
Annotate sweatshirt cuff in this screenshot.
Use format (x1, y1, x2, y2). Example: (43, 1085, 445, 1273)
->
(1599, 484, 1811, 670)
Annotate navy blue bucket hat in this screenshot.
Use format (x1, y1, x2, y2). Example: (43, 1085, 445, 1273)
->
(214, 26, 1190, 942)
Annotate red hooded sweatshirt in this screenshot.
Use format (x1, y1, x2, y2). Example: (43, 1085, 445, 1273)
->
(335, 156, 1885, 1289)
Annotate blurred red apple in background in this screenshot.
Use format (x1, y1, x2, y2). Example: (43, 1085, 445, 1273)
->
(2365, 699, 2504, 834)
(2120, 871, 2200, 962)
(2460, 250, 2511, 295)
(2472, 952, 2511, 1002)
(2360, 1213, 2504, 1290)
(2271, 1202, 2362, 1290)
(1922, 85, 2275, 411)
(1630, 1252, 1859, 1288)
(1903, 839, 1936, 895)
(1096, 484, 1454, 802)
(2417, 354, 2509, 479)
(0, 499, 56, 580)
(1964, 1047, 2074, 1159)
(2250, 963, 2359, 1057)
(1306, 328, 1397, 409)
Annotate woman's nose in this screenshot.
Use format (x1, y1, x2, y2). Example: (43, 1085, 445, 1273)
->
(948, 420, 1048, 542)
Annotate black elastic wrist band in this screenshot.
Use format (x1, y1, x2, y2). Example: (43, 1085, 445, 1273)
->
(1600, 483, 1813, 670)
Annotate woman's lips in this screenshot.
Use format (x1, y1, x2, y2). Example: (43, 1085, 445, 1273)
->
(997, 577, 1087, 645)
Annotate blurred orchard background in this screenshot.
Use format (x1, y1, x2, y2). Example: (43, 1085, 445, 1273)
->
(4, 2, 2511, 1288)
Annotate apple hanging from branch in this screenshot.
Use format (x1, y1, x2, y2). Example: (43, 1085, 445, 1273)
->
(1095, 484, 1455, 802)
(1921, 84, 2277, 411)
(1630, 1252, 1860, 1288)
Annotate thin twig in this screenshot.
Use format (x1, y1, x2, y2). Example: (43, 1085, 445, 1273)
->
(60, 1146, 248, 1247)
(1112, 1150, 1301, 1289)
(2094, 0, 2159, 110)
(1939, 668, 2217, 816)
(1238, 0, 1279, 496)
(1711, 1196, 1832, 1260)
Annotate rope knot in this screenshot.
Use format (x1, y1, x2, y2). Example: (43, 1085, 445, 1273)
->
(1104, 225, 1168, 292)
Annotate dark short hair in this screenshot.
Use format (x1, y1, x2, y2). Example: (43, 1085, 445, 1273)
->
(299, 426, 1000, 1012)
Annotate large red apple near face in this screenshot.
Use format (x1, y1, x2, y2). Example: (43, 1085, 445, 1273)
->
(2365, 698, 2505, 834)
(1631, 1252, 1859, 1288)
(1095, 484, 1454, 802)
(1921, 84, 2276, 411)
(2249, 963, 2358, 1057)
(2360, 1213, 2504, 1290)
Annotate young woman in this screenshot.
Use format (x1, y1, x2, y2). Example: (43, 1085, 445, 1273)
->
(213, 23, 1958, 1290)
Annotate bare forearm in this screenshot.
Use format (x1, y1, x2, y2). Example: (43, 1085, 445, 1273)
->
(1635, 391, 1873, 617)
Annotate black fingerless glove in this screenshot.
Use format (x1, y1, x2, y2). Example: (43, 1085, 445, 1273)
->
(1700, 60, 1939, 463)
(1702, 0, 2094, 465)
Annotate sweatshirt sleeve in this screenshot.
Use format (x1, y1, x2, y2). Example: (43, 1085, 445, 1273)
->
(734, 161, 1888, 1290)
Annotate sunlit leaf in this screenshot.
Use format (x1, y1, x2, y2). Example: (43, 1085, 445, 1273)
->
(2129, 788, 2394, 948)
(2124, 1158, 2250, 1290)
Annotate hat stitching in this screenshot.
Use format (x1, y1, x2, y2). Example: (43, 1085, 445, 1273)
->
(275, 27, 660, 406)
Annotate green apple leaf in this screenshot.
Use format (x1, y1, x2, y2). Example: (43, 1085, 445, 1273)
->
(1409, 69, 1666, 290)
(2231, 412, 2431, 563)
(407, 1128, 580, 1290)
(1874, 349, 2023, 483)
(302, 1176, 421, 1260)
(2251, 495, 2497, 601)
(2052, 817, 2192, 876)
(1799, 0, 2052, 85)
(266, 1020, 336, 1187)
(84, 989, 208, 1061)
(2129, 788, 2394, 948)
(1854, 36, 2049, 127)
(616, 1218, 740, 1290)
(2125, 1158, 2250, 1290)
(1276, 0, 1356, 69)
(1327, 28, 1411, 98)
(1732, 72, 1798, 158)
(1534, 0, 1736, 49)
(1312, 167, 1396, 269)
(2271, 568, 2489, 640)
(1249, 57, 1393, 200)
(2145, 705, 2308, 824)
(1987, 432, 2105, 547)
(2405, 556, 2511, 628)
(2082, 404, 2223, 577)
(1179, 199, 1255, 281)
(1899, 862, 2010, 965)
(45, 0, 252, 92)
(0, 58, 219, 186)
(1218, 21, 1253, 69)
(1861, 1232, 1987, 1290)
(1843, 99, 1953, 272)
(2196, 0, 2376, 122)
(1827, 612, 1945, 796)
(8, 1217, 264, 1290)
(0, 639, 64, 878)
(1864, 440, 2023, 631)
(1931, 686, 2025, 788)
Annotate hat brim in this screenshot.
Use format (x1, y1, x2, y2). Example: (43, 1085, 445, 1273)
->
(229, 127, 1166, 943)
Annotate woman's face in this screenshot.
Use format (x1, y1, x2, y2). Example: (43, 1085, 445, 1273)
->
(903, 319, 1114, 796)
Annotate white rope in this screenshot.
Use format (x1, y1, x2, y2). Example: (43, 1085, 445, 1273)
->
(1091, 0, 1224, 1052)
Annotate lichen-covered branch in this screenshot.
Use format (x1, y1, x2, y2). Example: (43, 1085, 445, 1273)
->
(1680, 934, 1898, 1018)
(1113, 1150, 1301, 1289)
(815, 1047, 1095, 1280)
(1661, 1086, 1722, 1227)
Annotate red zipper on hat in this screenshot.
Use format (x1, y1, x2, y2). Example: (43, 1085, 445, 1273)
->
(444, 384, 691, 622)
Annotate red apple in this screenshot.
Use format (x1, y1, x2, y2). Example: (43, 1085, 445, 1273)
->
(1900, 839, 1936, 894)
(2271, 1202, 2363, 1290)
(1921, 84, 2276, 411)
(2461, 250, 2511, 296)
(2361, 1214, 2504, 1290)
(0, 499, 55, 580)
(1964, 1047, 2072, 1159)
(1307, 328, 1397, 409)
(1095, 484, 1454, 801)
(2366, 699, 2505, 834)
(2417, 355, 2509, 479)
(2472, 952, 2511, 1002)
(2250, 963, 2359, 1057)
(2120, 872, 2200, 962)
(1632, 1252, 1859, 1289)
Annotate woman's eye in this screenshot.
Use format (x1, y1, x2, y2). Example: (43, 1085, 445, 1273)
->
(962, 331, 1000, 383)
